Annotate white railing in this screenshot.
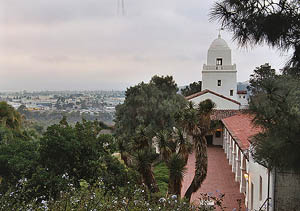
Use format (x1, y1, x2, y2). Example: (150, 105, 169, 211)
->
(203, 64, 236, 70)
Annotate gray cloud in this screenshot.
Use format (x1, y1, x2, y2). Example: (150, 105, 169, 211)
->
(0, 0, 287, 91)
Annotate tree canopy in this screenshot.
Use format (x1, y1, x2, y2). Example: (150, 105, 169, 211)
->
(0, 102, 22, 131)
(115, 75, 186, 138)
(0, 105, 131, 201)
(247, 63, 277, 95)
(115, 75, 187, 193)
(248, 67, 300, 171)
(181, 81, 202, 97)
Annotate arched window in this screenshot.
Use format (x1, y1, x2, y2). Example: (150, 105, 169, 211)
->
(216, 58, 223, 65)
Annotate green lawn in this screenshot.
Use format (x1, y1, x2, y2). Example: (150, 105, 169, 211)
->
(153, 162, 169, 195)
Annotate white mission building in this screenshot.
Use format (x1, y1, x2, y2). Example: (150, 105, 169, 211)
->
(185, 35, 300, 210)
(187, 34, 248, 109)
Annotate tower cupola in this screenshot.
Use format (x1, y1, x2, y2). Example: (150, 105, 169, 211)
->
(207, 34, 232, 66)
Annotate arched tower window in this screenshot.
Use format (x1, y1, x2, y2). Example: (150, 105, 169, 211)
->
(216, 58, 223, 66)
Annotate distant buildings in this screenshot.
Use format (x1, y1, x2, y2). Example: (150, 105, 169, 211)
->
(0, 91, 125, 123)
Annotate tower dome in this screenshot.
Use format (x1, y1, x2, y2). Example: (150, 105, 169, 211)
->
(207, 34, 232, 66)
(208, 34, 230, 50)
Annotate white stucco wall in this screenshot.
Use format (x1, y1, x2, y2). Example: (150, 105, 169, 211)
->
(202, 70, 237, 100)
(207, 49, 231, 65)
(189, 92, 239, 110)
(246, 153, 274, 211)
(223, 127, 274, 211)
(237, 94, 249, 106)
(213, 131, 223, 146)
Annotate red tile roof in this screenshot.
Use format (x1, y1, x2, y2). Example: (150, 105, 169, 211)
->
(185, 89, 241, 105)
(222, 114, 262, 151)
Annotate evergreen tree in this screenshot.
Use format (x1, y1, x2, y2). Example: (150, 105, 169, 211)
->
(248, 63, 277, 95)
(249, 71, 300, 171)
(181, 81, 202, 97)
(211, 0, 300, 70)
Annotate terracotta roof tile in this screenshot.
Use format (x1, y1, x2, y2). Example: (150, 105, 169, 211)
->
(222, 114, 262, 151)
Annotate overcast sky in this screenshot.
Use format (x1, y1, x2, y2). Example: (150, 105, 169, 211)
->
(0, 0, 289, 91)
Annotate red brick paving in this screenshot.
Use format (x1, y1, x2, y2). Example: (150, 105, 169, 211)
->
(181, 146, 246, 210)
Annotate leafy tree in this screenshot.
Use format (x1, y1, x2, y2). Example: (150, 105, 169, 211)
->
(181, 81, 202, 97)
(115, 75, 186, 137)
(211, 0, 300, 70)
(0, 125, 14, 144)
(247, 63, 277, 94)
(0, 102, 22, 131)
(150, 75, 179, 94)
(0, 103, 39, 195)
(115, 75, 187, 192)
(38, 118, 128, 199)
(0, 102, 37, 144)
(0, 103, 137, 202)
(0, 139, 39, 194)
(249, 72, 300, 171)
(31, 123, 44, 135)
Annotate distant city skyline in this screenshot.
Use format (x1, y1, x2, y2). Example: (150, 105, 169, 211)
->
(0, 0, 289, 91)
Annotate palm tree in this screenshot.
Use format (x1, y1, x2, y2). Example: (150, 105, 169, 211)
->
(177, 101, 199, 136)
(173, 127, 192, 165)
(167, 153, 187, 196)
(132, 126, 152, 151)
(133, 149, 159, 193)
(156, 130, 172, 161)
(120, 125, 159, 193)
(182, 99, 216, 201)
(154, 128, 190, 196)
(117, 136, 131, 166)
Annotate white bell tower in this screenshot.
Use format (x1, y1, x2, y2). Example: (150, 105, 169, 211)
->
(202, 34, 237, 101)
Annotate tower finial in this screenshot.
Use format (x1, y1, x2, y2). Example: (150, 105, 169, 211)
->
(218, 27, 224, 38)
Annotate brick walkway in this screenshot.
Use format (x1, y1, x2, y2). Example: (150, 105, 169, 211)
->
(181, 146, 246, 210)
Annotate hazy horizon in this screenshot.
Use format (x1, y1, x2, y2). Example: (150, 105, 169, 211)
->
(0, 0, 289, 91)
